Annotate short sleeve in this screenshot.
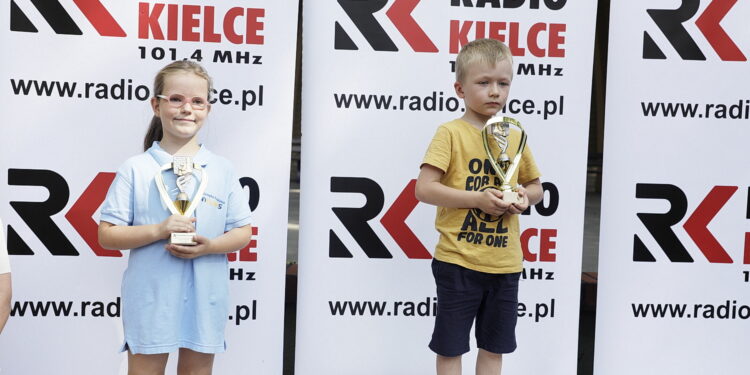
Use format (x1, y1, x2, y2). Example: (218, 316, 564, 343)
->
(0, 218, 10, 274)
(421, 125, 452, 172)
(99, 165, 135, 226)
(224, 172, 253, 232)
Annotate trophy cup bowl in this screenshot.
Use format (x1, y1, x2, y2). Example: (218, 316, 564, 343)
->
(481, 116, 527, 204)
(170, 190, 196, 245)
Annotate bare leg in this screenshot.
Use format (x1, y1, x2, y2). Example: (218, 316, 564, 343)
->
(475, 349, 502, 375)
(127, 351, 169, 375)
(437, 354, 462, 375)
(177, 348, 215, 375)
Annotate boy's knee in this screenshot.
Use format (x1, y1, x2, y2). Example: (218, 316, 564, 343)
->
(480, 348, 501, 355)
(436, 354, 462, 373)
(437, 353, 462, 359)
(437, 353, 462, 364)
(478, 348, 503, 361)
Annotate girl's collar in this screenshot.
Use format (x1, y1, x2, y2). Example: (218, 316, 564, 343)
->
(147, 141, 211, 167)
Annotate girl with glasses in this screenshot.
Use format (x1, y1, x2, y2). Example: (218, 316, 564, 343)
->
(98, 61, 253, 375)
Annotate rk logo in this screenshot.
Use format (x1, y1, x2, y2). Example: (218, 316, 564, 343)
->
(334, 0, 438, 52)
(10, 0, 126, 37)
(329, 177, 432, 259)
(329, 176, 560, 261)
(634, 183, 750, 264)
(6, 168, 259, 261)
(643, 0, 746, 61)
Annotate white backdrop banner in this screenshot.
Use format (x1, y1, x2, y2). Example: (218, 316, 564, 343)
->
(0, 0, 297, 373)
(296, 1, 597, 373)
(595, 1, 750, 374)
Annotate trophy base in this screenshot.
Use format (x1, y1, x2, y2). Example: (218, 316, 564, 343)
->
(170, 232, 197, 246)
(502, 191, 523, 204)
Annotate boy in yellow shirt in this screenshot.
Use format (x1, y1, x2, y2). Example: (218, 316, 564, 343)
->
(415, 38, 543, 375)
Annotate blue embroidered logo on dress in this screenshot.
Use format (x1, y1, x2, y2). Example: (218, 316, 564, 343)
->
(201, 193, 226, 210)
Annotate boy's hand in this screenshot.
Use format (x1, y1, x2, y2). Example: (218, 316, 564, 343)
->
(476, 188, 512, 217)
(507, 186, 530, 215)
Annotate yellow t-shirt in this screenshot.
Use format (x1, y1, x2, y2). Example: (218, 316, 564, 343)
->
(422, 118, 541, 273)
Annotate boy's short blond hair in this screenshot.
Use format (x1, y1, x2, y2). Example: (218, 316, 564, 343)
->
(455, 38, 513, 83)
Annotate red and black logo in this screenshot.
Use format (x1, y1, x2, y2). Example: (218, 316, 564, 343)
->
(634, 183, 750, 264)
(329, 176, 559, 262)
(329, 177, 431, 258)
(643, 0, 746, 61)
(10, 0, 126, 37)
(334, 0, 568, 58)
(334, 0, 437, 52)
(6, 168, 258, 262)
(10, 1, 266, 45)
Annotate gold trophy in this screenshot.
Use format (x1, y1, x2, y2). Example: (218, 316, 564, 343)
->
(154, 156, 208, 245)
(482, 116, 527, 204)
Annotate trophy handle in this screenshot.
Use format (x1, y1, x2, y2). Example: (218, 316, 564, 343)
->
(154, 163, 209, 217)
(481, 116, 527, 191)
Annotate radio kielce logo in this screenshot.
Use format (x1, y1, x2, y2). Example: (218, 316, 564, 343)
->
(643, 0, 747, 61)
(6, 168, 259, 261)
(10, 1, 265, 46)
(328, 176, 559, 264)
(633, 184, 750, 264)
(10, 0, 125, 36)
(333, 0, 568, 57)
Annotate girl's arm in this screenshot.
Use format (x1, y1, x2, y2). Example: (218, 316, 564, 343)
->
(0, 273, 10, 334)
(98, 214, 196, 250)
(166, 224, 253, 259)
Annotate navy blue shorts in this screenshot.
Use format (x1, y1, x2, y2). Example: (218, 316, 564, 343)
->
(429, 259, 520, 357)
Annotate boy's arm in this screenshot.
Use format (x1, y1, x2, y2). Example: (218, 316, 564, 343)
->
(507, 177, 543, 214)
(522, 178, 543, 206)
(415, 164, 512, 217)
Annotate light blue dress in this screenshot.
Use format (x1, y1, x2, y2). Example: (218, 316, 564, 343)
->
(100, 142, 252, 354)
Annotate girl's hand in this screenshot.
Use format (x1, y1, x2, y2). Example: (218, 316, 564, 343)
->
(165, 235, 213, 259)
(507, 186, 530, 215)
(159, 215, 196, 239)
